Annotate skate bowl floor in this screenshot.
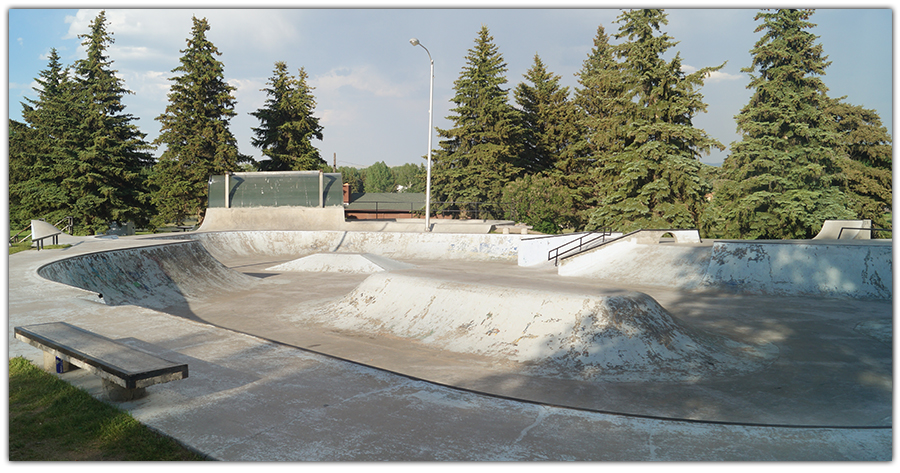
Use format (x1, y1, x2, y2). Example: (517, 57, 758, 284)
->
(24, 230, 893, 429)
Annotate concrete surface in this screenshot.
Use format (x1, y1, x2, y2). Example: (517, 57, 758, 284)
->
(558, 237, 892, 299)
(6, 230, 893, 461)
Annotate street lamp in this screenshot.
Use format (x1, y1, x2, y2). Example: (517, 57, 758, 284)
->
(410, 37, 433, 232)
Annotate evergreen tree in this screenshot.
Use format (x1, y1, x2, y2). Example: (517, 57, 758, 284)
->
(586, 9, 724, 232)
(250, 62, 325, 171)
(513, 54, 577, 174)
(568, 24, 630, 227)
(714, 9, 854, 239)
(364, 161, 394, 193)
(572, 25, 630, 173)
(67, 11, 153, 234)
(432, 25, 524, 217)
(151, 16, 250, 226)
(827, 98, 892, 229)
(9, 49, 75, 228)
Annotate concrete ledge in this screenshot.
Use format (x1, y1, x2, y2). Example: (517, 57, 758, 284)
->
(198, 206, 347, 232)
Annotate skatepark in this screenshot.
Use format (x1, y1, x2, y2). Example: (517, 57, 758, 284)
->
(7, 209, 893, 460)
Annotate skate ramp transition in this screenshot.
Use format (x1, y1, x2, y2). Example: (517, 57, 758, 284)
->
(558, 238, 892, 300)
(36, 241, 258, 310)
(180, 230, 521, 262)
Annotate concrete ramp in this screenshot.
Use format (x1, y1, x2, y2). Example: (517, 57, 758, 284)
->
(37, 241, 258, 309)
(267, 253, 415, 273)
(703, 240, 892, 299)
(813, 219, 871, 240)
(315, 273, 776, 382)
(558, 239, 712, 290)
(558, 238, 891, 300)
(179, 230, 521, 262)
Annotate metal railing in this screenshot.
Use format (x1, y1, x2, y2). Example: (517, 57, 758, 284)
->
(548, 228, 701, 265)
(547, 227, 615, 265)
(836, 227, 892, 239)
(9, 216, 74, 245)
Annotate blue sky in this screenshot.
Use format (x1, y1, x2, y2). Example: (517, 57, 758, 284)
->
(6, 3, 894, 169)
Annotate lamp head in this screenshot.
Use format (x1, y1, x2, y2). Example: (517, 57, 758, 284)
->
(409, 38, 420, 46)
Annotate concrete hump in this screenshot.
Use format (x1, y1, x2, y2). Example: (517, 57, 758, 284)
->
(317, 273, 776, 382)
(266, 253, 415, 274)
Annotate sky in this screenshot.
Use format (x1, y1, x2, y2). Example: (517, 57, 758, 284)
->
(6, 2, 894, 170)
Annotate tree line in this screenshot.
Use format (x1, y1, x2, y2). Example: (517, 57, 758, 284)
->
(434, 9, 891, 237)
(10, 9, 891, 239)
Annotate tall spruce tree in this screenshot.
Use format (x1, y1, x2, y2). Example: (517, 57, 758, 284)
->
(513, 54, 576, 174)
(151, 16, 250, 226)
(827, 98, 892, 229)
(250, 62, 325, 171)
(568, 24, 630, 226)
(432, 25, 524, 217)
(713, 9, 854, 239)
(586, 9, 724, 232)
(9, 49, 75, 228)
(66, 11, 153, 234)
(572, 25, 630, 173)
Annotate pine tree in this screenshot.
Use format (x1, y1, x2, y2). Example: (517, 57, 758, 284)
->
(572, 25, 630, 172)
(251, 62, 325, 171)
(827, 98, 892, 229)
(9, 49, 75, 228)
(67, 11, 153, 234)
(432, 25, 524, 217)
(587, 9, 724, 232)
(151, 16, 250, 226)
(513, 54, 576, 174)
(715, 9, 854, 239)
(567, 24, 630, 226)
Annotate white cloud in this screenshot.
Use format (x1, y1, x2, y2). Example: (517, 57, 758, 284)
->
(312, 65, 406, 99)
(682, 64, 743, 83)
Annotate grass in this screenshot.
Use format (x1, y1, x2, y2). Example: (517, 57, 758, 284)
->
(8, 356, 207, 461)
(8, 239, 71, 255)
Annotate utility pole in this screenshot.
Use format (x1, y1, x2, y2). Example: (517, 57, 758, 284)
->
(333, 152, 337, 170)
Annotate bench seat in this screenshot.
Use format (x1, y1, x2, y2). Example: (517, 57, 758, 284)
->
(14, 322, 188, 401)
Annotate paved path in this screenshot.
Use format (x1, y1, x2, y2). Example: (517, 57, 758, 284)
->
(7, 234, 892, 460)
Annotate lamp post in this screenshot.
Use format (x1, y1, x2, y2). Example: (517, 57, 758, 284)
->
(410, 37, 433, 232)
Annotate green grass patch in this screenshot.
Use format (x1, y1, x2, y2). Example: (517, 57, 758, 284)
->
(8, 356, 206, 461)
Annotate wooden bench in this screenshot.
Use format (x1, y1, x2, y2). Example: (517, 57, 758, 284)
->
(14, 322, 188, 402)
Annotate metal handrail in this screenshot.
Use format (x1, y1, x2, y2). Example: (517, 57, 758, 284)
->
(836, 227, 892, 240)
(9, 216, 74, 245)
(548, 228, 615, 265)
(548, 228, 700, 265)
